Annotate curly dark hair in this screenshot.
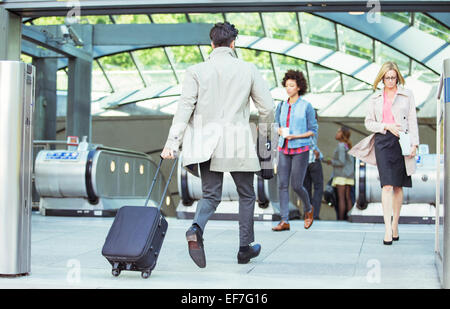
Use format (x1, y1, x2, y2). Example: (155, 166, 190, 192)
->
(281, 70, 308, 96)
(209, 22, 239, 47)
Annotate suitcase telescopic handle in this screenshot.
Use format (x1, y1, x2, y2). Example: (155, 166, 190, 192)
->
(144, 155, 179, 210)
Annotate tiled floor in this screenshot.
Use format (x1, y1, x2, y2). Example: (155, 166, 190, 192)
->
(0, 212, 441, 289)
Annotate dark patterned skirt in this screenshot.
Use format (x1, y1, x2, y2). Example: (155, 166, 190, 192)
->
(374, 131, 412, 188)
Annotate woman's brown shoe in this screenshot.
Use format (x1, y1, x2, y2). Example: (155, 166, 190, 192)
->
(304, 208, 314, 229)
(272, 221, 290, 231)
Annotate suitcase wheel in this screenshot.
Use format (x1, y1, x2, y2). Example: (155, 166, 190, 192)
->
(112, 269, 121, 277)
(141, 271, 151, 279)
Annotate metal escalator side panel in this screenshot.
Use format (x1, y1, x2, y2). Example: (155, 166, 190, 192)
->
(34, 150, 89, 198)
(92, 149, 160, 203)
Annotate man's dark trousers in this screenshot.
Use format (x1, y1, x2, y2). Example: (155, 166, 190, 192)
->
(193, 160, 256, 247)
(303, 159, 324, 219)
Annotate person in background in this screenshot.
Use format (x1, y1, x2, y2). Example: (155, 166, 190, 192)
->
(272, 70, 318, 231)
(303, 109, 324, 220)
(349, 61, 419, 245)
(324, 126, 354, 221)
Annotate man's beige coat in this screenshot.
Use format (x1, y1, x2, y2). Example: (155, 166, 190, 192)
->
(348, 86, 419, 176)
(164, 47, 274, 172)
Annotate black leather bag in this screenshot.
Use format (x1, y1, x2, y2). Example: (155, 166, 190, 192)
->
(256, 136, 274, 180)
(323, 176, 337, 208)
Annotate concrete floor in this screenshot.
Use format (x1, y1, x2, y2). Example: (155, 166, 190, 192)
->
(0, 212, 441, 289)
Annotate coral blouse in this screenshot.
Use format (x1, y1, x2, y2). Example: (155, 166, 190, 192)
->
(382, 91, 396, 124)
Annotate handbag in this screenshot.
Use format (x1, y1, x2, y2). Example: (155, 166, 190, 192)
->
(256, 135, 274, 180)
(399, 131, 411, 156)
(323, 177, 337, 208)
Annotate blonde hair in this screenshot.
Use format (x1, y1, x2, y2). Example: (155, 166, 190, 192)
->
(373, 61, 405, 90)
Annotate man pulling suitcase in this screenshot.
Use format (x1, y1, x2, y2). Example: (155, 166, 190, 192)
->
(161, 22, 274, 268)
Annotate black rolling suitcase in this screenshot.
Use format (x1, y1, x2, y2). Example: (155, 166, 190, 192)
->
(102, 157, 178, 279)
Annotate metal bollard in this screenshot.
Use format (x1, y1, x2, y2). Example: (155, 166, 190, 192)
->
(0, 61, 35, 276)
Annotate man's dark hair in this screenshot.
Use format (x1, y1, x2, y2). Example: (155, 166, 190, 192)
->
(281, 70, 308, 96)
(209, 22, 239, 47)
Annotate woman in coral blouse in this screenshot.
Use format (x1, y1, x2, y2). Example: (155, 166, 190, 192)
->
(349, 61, 419, 245)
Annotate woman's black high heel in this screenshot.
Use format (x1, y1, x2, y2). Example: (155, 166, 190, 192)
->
(392, 229, 399, 241)
(383, 239, 393, 245)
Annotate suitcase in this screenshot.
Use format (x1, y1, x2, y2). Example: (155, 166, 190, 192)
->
(101, 156, 178, 278)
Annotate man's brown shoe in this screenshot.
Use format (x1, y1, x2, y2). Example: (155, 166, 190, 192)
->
(186, 225, 206, 268)
(272, 221, 290, 231)
(304, 208, 314, 229)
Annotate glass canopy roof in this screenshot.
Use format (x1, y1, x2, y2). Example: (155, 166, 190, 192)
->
(23, 12, 448, 119)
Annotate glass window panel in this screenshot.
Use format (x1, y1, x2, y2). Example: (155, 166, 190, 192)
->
(20, 54, 32, 63)
(261, 12, 299, 42)
(112, 15, 150, 24)
(382, 12, 411, 25)
(323, 91, 372, 117)
(133, 48, 178, 88)
(57, 69, 68, 91)
(225, 13, 264, 37)
(337, 25, 372, 61)
(200, 45, 213, 58)
(136, 97, 179, 113)
(81, 16, 113, 24)
(342, 75, 372, 92)
(411, 60, 440, 83)
(92, 61, 112, 94)
(414, 13, 450, 42)
(158, 85, 181, 97)
(167, 46, 203, 81)
(299, 13, 336, 50)
(150, 14, 187, 23)
(91, 92, 109, 102)
(273, 54, 306, 88)
(375, 42, 409, 74)
(91, 101, 106, 115)
(237, 48, 276, 88)
(188, 13, 223, 23)
(98, 53, 144, 92)
(31, 17, 66, 25)
(308, 63, 341, 93)
(98, 110, 130, 117)
(249, 38, 293, 54)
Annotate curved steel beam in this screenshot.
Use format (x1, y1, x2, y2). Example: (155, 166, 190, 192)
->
(46, 21, 446, 78)
(52, 24, 379, 87)
(314, 12, 449, 74)
(3, 0, 450, 18)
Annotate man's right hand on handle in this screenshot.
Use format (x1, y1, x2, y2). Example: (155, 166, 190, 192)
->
(161, 147, 175, 159)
